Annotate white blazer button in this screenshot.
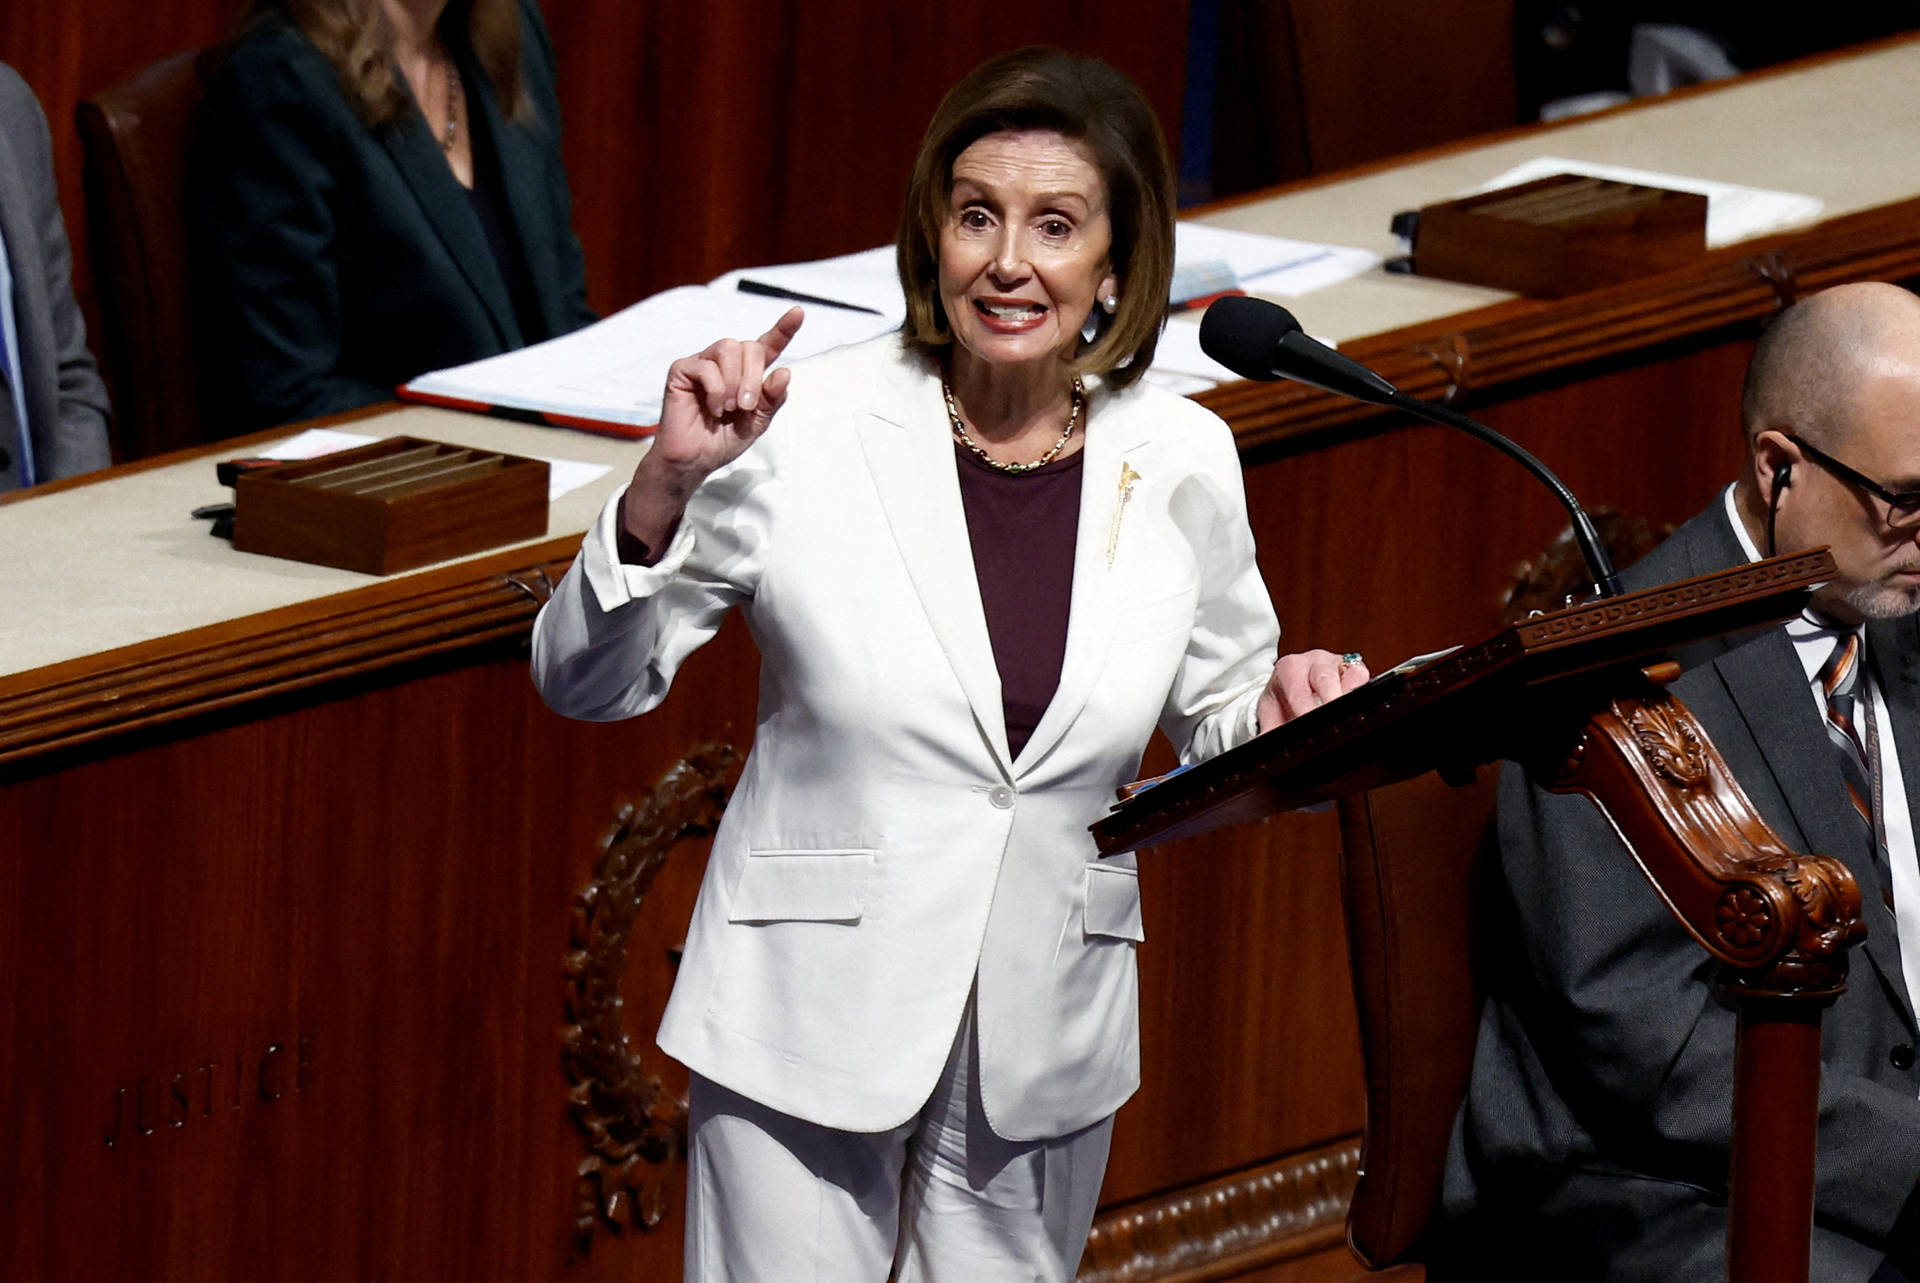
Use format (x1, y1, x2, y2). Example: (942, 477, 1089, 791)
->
(987, 785, 1015, 809)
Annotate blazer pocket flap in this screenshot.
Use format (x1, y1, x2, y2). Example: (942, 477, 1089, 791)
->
(1083, 864, 1145, 941)
(1113, 579, 1199, 645)
(729, 849, 877, 923)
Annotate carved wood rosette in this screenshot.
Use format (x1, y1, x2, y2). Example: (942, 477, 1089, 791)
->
(1525, 671, 1863, 1002)
(561, 743, 743, 1258)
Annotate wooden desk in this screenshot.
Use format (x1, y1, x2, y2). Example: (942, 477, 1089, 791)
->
(6, 38, 1920, 1283)
(1, 409, 739, 1282)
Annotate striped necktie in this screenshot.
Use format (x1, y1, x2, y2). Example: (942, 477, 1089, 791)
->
(1819, 630, 1896, 916)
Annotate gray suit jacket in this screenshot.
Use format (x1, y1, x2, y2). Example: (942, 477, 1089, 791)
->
(0, 63, 111, 491)
(1434, 500, 1920, 1281)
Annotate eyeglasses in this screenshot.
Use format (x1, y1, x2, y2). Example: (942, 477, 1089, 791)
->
(1786, 433, 1920, 531)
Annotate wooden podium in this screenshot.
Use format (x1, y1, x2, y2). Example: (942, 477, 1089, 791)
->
(1094, 550, 1863, 1283)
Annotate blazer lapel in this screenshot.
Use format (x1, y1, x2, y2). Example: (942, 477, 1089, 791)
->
(853, 355, 1013, 773)
(1015, 384, 1152, 776)
(460, 45, 558, 335)
(376, 76, 520, 348)
(1710, 628, 1875, 865)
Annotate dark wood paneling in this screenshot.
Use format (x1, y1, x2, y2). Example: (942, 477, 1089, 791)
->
(1287, 0, 1516, 174)
(0, 0, 235, 345)
(0, 616, 763, 1282)
(544, 1, 1192, 315)
(8, 0, 1191, 369)
(1207, 0, 1517, 196)
(1117, 806, 1364, 1198)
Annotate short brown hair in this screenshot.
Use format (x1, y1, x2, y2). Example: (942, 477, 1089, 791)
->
(895, 47, 1176, 389)
(257, 0, 527, 129)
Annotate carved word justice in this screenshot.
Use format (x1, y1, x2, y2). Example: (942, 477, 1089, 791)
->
(104, 1035, 315, 1148)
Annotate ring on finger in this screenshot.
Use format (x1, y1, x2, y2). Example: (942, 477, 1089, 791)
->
(1338, 651, 1365, 672)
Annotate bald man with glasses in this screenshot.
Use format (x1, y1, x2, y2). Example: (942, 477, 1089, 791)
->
(1433, 282, 1920, 1282)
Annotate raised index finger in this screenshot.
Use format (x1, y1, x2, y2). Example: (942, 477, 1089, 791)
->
(756, 306, 805, 362)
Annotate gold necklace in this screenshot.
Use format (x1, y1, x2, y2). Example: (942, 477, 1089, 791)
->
(436, 47, 462, 153)
(944, 376, 1085, 475)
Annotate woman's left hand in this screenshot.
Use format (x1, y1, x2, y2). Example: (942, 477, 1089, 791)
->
(1257, 649, 1369, 732)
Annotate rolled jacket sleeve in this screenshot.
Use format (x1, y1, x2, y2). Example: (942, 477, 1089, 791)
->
(531, 445, 771, 723)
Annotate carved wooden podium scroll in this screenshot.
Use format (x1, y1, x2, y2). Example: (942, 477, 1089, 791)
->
(1094, 552, 1864, 1283)
(1531, 672, 1862, 1283)
(562, 744, 743, 1258)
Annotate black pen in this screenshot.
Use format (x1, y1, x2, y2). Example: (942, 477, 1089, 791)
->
(736, 279, 883, 315)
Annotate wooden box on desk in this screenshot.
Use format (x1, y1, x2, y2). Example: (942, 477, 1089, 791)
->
(232, 436, 550, 574)
(1407, 173, 1708, 298)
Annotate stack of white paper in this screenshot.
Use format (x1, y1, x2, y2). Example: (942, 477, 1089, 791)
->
(1173, 222, 1379, 300)
(404, 285, 897, 428)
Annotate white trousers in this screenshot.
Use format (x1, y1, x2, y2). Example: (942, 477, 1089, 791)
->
(684, 1006, 1115, 1282)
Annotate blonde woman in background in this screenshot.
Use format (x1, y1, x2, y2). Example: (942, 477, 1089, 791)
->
(192, 0, 593, 431)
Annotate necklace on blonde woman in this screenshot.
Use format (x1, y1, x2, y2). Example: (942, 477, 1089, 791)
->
(944, 376, 1086, 475)
(436, 47, 463, 153)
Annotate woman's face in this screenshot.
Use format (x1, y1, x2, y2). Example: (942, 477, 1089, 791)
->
(937, 129, 1117, 374)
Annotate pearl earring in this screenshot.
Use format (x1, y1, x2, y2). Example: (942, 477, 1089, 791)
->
(1101, 295, 1118, 314)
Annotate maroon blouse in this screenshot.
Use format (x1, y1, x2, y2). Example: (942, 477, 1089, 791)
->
(953, 443, 1083, 760)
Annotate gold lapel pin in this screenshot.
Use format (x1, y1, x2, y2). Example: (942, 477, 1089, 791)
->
(1107, 462, 1141, 568)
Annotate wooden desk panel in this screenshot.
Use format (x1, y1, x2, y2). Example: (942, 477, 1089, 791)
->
(1, 617, 760, 1283)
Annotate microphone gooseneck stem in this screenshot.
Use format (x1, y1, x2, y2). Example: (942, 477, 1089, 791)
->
(1384, 390, 1625, 598)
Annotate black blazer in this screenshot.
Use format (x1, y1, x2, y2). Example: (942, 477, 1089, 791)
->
(1432, 500, 1920, 1281)
(191, 0, 594, 431)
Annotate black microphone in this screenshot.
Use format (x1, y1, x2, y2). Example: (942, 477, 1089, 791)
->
(1199, 296, 1623, 598)
(1200, 295, 1400, 406)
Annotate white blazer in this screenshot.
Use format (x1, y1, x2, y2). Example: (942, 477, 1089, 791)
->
(531, 336, 1280, 1140)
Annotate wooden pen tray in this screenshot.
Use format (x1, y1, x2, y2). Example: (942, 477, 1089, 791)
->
(232, 436, 550, 574)
(1405, 173, 1708, 298)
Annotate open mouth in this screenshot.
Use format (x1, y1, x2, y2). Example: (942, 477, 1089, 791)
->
(974, 299, 1047, 324)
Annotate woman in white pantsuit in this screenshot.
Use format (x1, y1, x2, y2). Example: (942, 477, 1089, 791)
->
(531, 47, 1368, 1281)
